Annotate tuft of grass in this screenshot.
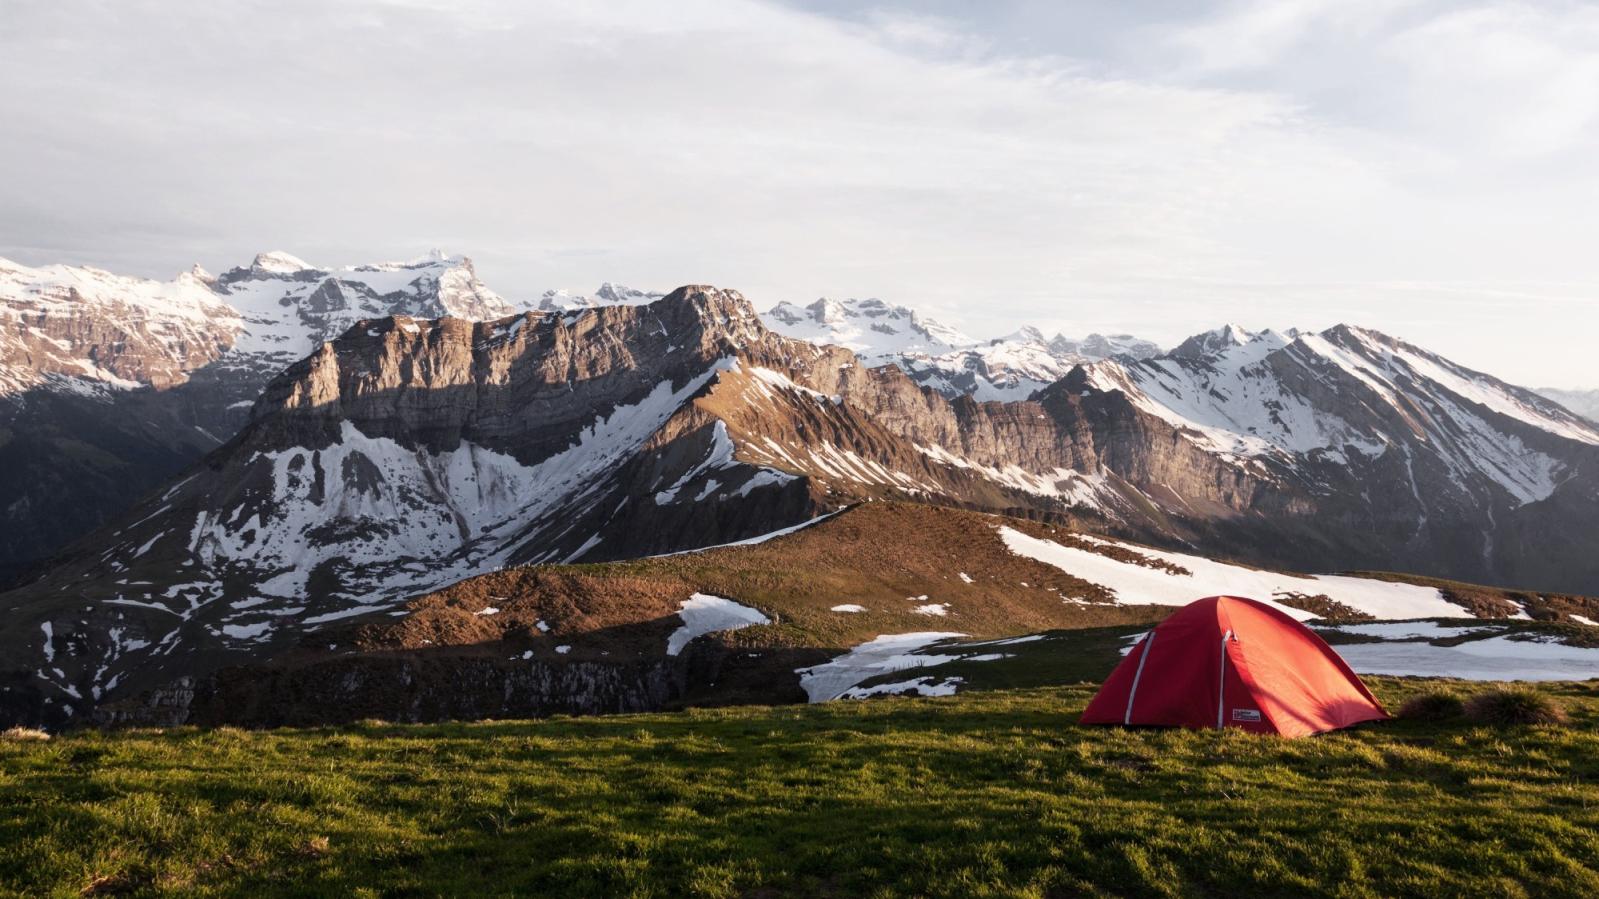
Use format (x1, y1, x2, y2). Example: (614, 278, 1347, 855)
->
(0, 726, 50, 742)
(1465, 687, 1569, 726)
(1397, 690, 1466, 721)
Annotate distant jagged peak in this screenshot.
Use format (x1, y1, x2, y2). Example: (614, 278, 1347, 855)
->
(760, 296, 1167, 400)
(249, 250, 316, 275)
(594, 282, 665, 305)
(993, 325, 1046, 345)
(1537, 387, 1599, 425)
(807, 296, 855, 324)
(1052, 332, 1163, 360)
(762, 296, 974, 357)
(1170, 322, 1260, 360)
(659, 283, 756, 315)
(226, 249, 492, 286)
(353, 250, 478, 273)
(535, 281, 667, 312)
(0, 253, 233, 318)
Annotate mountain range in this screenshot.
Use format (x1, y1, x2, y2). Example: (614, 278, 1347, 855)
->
(0, 251, 511, 583)
(765, 296, 1161, 400)
(3, 252, 1598, 728)
(1537, 387, 1599, 425)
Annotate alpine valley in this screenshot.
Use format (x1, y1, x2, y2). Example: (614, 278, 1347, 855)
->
(4, 253, 1599, 728)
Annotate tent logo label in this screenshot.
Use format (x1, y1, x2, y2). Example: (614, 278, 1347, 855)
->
(1231, 709, 1262, 722)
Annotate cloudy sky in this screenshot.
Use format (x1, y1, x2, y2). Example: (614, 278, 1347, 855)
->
(4, 0, 1598, 387)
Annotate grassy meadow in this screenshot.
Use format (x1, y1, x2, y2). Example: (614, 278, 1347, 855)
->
(4, 679, 1599, 897)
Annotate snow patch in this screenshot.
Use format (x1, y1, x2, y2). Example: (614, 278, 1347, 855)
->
(1333, 636, 1599, 681)
(840, 675, 964, 699)
(795, 632, 965, 702)
(996, 526, 1467, 621)
(665, 594, 771, 656)
(651, 509, 842, 557)
(1330, 621, 1499, 641)
(221, 621, 273, 640)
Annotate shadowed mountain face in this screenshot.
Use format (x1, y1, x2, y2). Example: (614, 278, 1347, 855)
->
(4, 285, 1599, 728)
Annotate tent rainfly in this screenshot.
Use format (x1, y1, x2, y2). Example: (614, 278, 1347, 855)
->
(1081, 595, 1389, 737)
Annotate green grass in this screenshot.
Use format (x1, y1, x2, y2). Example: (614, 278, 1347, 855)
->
(4, 681, 1599, 897)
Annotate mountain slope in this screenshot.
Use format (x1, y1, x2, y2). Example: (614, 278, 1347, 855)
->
(1079, 323, 1599, 587)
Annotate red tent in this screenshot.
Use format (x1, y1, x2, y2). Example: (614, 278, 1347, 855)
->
(1081, 595, 1389, 737)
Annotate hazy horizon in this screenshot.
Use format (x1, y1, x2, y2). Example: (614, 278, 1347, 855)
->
(5, 0, 1599, 388)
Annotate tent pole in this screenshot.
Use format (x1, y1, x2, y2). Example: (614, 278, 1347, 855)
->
(1124, 632, 1155, 725)
(1216, 630, 1233, 730)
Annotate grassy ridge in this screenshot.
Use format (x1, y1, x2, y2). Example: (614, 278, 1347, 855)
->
(5, 681, 1599, 897)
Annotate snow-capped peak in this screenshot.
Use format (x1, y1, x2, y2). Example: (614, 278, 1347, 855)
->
(810, 297, 853, 325)
(759, 296, 1163, 402)
(593, 282, 666, 305)
(995, 325, 1046, 345)
(249, 251, 315, 275)
(1171, 323, 1256, 360)
(211, 251, 514, 367)
(1053, 333, 1164, 360)
(1085, 320, 1599, 509)
(535, 283, 666, 312)
(760, 296, 974, 359)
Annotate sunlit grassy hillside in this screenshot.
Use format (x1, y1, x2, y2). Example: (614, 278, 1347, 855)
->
(5, 679, 1598, 897)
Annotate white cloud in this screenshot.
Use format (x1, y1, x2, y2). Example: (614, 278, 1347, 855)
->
(0, 0, 1596, 387)
(1383, 4, 1599, 158)
(1163, 0, 1415, 76)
